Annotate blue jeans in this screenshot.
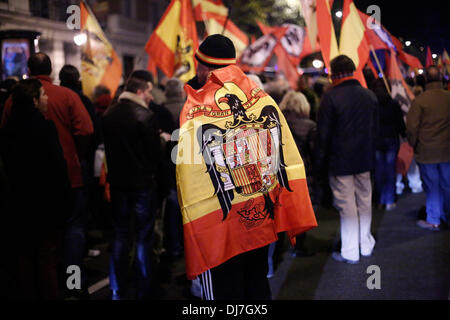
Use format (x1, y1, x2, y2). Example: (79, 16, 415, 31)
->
(109, 188, 156, 299)
(418, 162, 450, 225)
(374, 143, 399, 205)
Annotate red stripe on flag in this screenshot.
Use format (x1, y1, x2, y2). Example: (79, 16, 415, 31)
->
(183, 178, 317, 279)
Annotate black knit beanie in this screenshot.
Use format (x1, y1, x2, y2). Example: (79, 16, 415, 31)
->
(195, 34, 236, 69)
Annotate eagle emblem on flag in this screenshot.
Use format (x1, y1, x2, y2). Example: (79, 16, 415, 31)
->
(197, 88, 292, 223)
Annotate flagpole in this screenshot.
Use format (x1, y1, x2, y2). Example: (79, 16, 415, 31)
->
(222, 0, 233, 34)
(370, 44, 390, 95)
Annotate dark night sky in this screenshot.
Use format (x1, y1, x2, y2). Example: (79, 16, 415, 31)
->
(354, 0, 449, 54)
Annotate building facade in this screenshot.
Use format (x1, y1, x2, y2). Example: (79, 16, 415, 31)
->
(0, 0, 167, 83)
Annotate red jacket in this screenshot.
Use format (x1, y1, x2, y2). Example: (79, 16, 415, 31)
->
(1, 75, 94, 188)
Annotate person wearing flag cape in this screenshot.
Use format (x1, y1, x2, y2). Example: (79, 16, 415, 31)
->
(177, 34, 317, 300)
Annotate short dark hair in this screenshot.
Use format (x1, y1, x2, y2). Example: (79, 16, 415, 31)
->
(11, 78, 42, 115)
(130, 70, 154, 84)
(59, 64, 80, 88)
(330, 55, 356, 76)
(165, 78, 184, 98)
(28, 52, 52, 76)
(125, 77, 150, 94)
(425, 65, 441, 83)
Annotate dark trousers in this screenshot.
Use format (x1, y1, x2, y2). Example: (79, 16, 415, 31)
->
(199, 246, 272, 300)
(374, 140, 399, 205)
(164, 188, 184, 258)
(109, 188, 156, 299)
(63, 187, 88, 292)
(14, 232, 62, 300)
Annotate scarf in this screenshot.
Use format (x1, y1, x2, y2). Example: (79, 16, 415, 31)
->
(331, 72, 359, 87)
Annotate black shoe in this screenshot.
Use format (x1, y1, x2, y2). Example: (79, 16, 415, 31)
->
(182, 287, 202, 300)
(291, 249, 314, 258)
(331, 252, 359, 264)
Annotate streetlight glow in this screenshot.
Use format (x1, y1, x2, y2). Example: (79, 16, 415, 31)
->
(73, 33, 87, 46)
(432, 54, 437, 59)
(405, 41, 411, 47)
(312, 59, 324, 69)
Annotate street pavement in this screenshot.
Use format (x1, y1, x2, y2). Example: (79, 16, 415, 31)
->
(85, 190, 450, 300)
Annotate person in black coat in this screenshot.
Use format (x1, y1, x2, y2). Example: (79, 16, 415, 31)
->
(314, 55, 378, 264)
(102, 77, 162, 300)
(0, 78, 71, 299)
(278, 91, 317, 262)
(370, 79, 406, 211)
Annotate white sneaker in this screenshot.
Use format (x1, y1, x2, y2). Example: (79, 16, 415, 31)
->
(385, 203, 397, 211)
(411, 187, 423, 193)
(88, 249, 101, 257)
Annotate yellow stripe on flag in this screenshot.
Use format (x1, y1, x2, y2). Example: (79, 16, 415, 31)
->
(155, 0, 181, 52)
(193, 0, 229, 17)
(339, 2, 366, 67)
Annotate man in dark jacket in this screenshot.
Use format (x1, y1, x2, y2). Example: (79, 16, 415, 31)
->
(1, 53, 94, 299)
(315, 55, 378, 264)
(407, 66, 450, 231)
(102, 77, 162, 299)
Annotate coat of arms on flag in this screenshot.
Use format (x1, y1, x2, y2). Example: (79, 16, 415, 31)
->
(177, 65, 317, 279)
(198, 90, 291, 226)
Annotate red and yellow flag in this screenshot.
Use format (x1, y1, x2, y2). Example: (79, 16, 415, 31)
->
(443, 49, 450, 75)
(316, 0, 339, 72)
(193, 0, 229, 20)
(300, 0, 319, 51)
(80, 1, 122, 99)
(177, 65, 317, 279)
(193, 0, 248, 59)
(339, 0, 369, 87)
(203, 14, 249, 59)
(145, 0, 198, 82)
(425, 46, 434, 68)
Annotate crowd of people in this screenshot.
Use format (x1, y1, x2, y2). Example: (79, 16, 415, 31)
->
(0, 34, 448, 300)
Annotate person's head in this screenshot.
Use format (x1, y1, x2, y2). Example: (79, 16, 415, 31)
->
(279, 90, 310, 118)
(247, 74, 264, 89)
(59, 64, 81, 90)
(195, 34, 236, 85)
(425, 65, 442, 83)
(93, 84, 111, 101)
(28, 52, 52, 76)
(165, 78, 185, 100)
(370, 78, 391, 103)
(264, 78, 290, 104)
(412, 85, 423, 97)
(130, 70, 154, 85)
(125, 77, 153, 105)
(11, 78, 48, 115)
(330, 55, 356, 80)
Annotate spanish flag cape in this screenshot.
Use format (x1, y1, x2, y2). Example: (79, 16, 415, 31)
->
(177, 65, 317, 279)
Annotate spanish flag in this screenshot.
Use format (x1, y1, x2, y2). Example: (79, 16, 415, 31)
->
(339, 0, 369, 87)
(316, 0, 339, 72)
(145, 0, 198, 83)
(177, 65, 317, 279)
(80, 1, 122, 99)
(193, 0, 248, 59)
(203, 14, 248, 59)
(193, 0, 229, 20)
(425, 46, 434, 68)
